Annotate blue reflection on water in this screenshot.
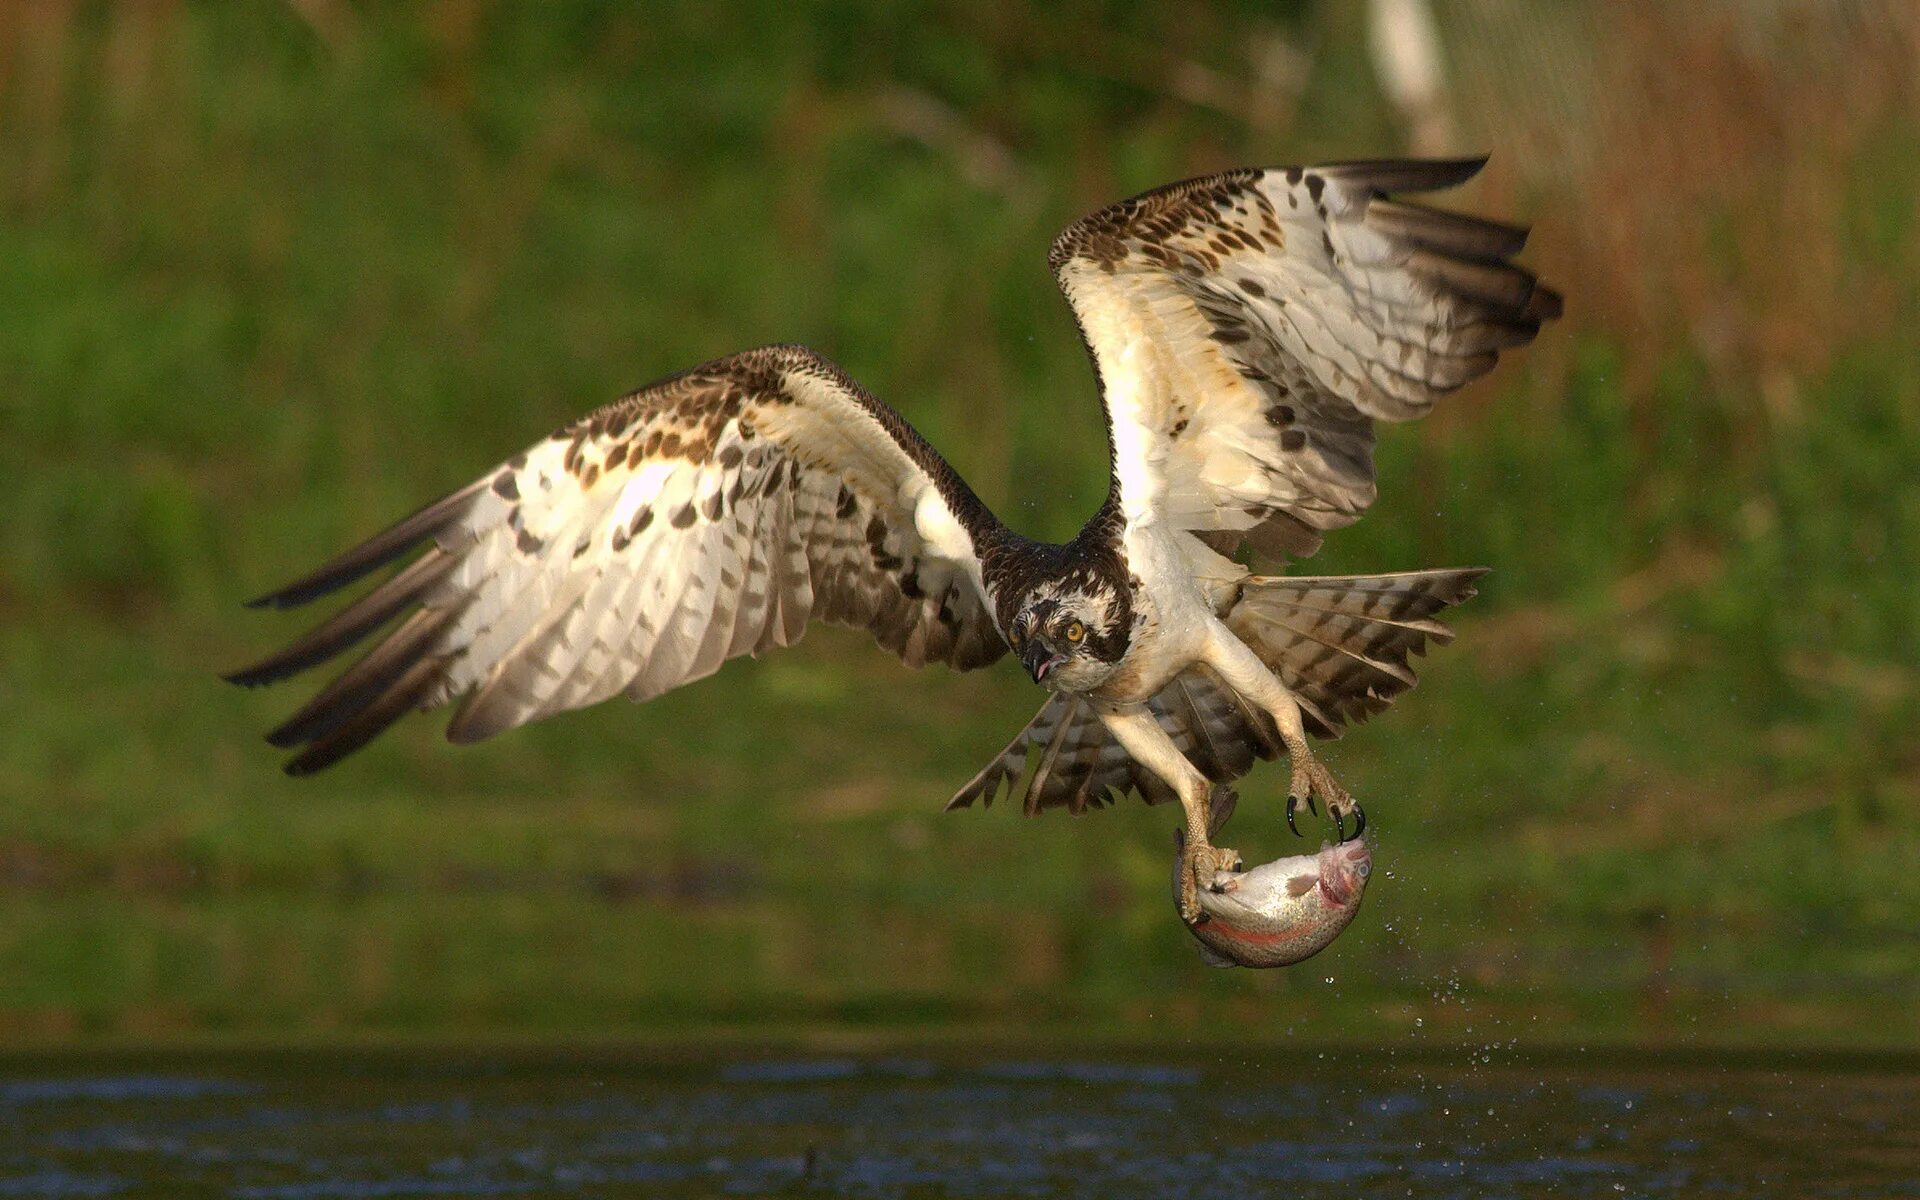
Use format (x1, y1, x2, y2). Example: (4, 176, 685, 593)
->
(0, 1053, 1913, 1199)
(0, 1076, 252, 1106)
(0, 1170, 127, 1198)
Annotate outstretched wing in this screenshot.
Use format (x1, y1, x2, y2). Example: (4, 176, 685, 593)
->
(1051, 156, 1560, 558)
(229, 344, 1007, 774)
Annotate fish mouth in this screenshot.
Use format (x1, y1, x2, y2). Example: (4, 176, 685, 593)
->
(1318, 837, 1371, 905)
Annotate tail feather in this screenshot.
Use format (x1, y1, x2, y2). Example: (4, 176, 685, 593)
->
(948, 567, 1485, 818)
(1226, 567, 1485, 736)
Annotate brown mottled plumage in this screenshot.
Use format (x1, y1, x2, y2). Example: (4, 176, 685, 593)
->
(230, 157, 1554, 909)
(230, 345, 1012, 773)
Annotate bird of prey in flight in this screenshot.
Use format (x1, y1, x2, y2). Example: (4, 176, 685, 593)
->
(230, 157, 1558, 923)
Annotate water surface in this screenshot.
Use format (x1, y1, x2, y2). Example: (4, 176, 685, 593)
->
(1, 1047, 1913, 1197)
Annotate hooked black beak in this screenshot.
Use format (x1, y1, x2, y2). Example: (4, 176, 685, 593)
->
(1021, 637, 1067, 684)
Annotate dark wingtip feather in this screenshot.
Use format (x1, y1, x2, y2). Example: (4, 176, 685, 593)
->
(1366, 198, 1530, 262)
(243, 482, 482, 611)
(1329, 158, 1559, 352)
(264, 606, 453, 751)
(444, 687, 519, 745)
(1442, 565, 1491, 605)
(225, 550, 458, 689)
(1406, 249, 1543, 313)
(1529, 284, 1565, 321)
(281, 655, 443, 776)
(1454, 317, 1545, 353)
(1321, 155, 1489, 195)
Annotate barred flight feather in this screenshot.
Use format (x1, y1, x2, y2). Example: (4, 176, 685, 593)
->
(228, 345, 1008, 774)
(1050, 155, 1559, 560)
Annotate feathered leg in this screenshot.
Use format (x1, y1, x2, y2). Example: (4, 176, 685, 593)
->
(1097, 704, 1242, 923)
(1202, 628, 1361, 840)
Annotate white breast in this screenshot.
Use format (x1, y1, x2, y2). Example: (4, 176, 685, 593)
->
(1094, 522, 1228, 704)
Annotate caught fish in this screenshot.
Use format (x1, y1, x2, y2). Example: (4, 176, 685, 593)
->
(1174, 831, 1371, 969)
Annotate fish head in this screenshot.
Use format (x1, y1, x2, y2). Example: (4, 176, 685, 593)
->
(1313, 837, 1372, 908)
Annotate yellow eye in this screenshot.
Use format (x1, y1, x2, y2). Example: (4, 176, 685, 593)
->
(1064, 620, 1085, 644)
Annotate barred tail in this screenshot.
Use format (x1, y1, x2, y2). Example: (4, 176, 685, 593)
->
(1224, 567, 1486, 738)
(946, 566, 1485, 818)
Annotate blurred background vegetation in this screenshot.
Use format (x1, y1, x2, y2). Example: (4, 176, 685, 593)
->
(1, 0, 1916, 1050)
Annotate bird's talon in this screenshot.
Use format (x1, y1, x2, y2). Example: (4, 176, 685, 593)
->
(1178, 839, 1240, 923)
(1350, 803, 1367, 840)
(1286, 804, 1302, 837)
(1307, 794, 1319, 817)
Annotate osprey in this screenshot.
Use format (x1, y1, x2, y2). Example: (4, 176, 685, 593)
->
(230, 157, 1558, 922)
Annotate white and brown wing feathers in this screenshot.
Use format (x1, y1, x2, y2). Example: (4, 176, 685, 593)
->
(961, 159, 1553, 818)
(230, 345, 1006, 774)
(1052, 156, 1560, 556)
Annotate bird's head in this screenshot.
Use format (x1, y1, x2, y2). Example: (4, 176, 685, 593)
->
(1007, 580, 1127, 691)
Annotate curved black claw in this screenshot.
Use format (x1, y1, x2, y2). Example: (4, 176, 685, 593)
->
(1308, 794, 1319, 817)
(1286, 801, 1303, 838)
(1333, 808, 1346, 843)
(1349, 803, 1367, 841)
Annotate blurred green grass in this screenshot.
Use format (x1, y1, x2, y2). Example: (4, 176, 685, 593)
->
(1, 2, 1916, 1047)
